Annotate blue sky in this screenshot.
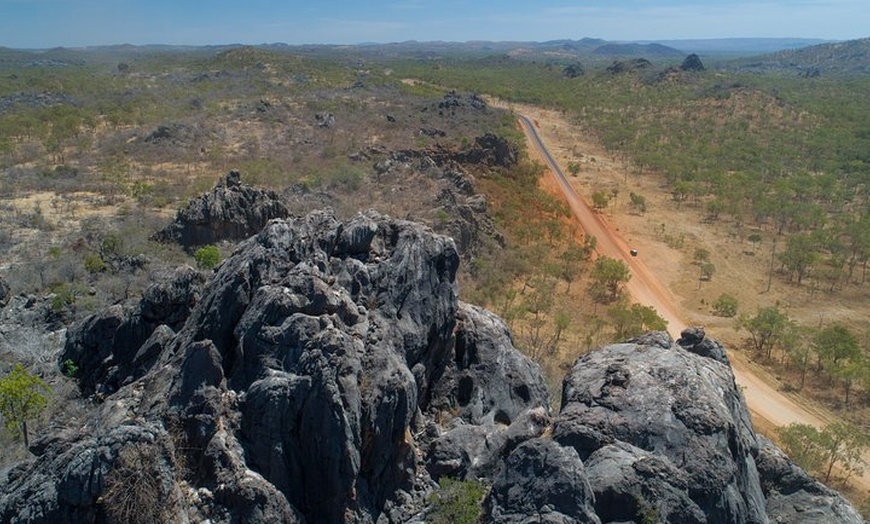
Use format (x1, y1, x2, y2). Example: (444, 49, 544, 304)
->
(1, 0, 867, 49)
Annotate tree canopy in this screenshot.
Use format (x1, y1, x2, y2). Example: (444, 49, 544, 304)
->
(0, 363, 51, 448)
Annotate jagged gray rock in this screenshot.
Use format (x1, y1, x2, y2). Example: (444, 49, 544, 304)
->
(554, 331, 768, 524)
(153, 170, 289, 251)
(0, 276, 10, 308)
(3, 209, 549, 524)
(2, 207, 865, 524)
(60, 265, 204, 396)
(484, 438, 601, 524)
(755, 437, 865, 524)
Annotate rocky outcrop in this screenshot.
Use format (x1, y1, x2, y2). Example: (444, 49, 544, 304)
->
(606, 58, 653, 74)
(553, 330, 768, 523)
(755, 437, 866, 523)
(60, 265, 204, 396)
(484, 328, 865, 524)
(485, 438, 601, 524)
(2, 209, 549, 524)
(681, 53, 706, 72)
(563, 63, 585, 78)
(153, 170, 290, 251)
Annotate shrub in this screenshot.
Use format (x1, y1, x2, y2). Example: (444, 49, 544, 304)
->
(712, 293, 738, 317)
(193, 245, 221, 270)
(83, 253, 107, 274)
(428, 477, 487, 524)
(61, 359, 78, 378)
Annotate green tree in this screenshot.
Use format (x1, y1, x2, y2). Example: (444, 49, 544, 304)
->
(590, 257, 631, 302)
(778, 423, 826, 474)
(784, 326, 815, 389)
(736, 305, 792, 360)
(698, 262, 716, 289)
(608, 303, 668, 341)
(777, 233, 818, 284)
(591, 190, 610, 211)
(567, 161, 581, 176)
(194, 245, 221, 270)
(813, 323, 863, 404)
(628, 192, 647, 215)
(712, 293, 738, 318)
(814, 324, 860, 374)
(778, 422, 868, 484)
(0, 364, 51, 447)
(558, 234, 596, 293)
(818, 422, 868, 483)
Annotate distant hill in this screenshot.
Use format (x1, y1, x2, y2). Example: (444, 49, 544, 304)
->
(647, 38, 831, 56)
(732, 37, 870, 76)
(592, 43, 683, 58)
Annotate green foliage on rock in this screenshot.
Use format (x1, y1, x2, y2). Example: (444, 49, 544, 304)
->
(428, 477, 487, 524)
(608, 303, 668, 341)
(194, 245, 221, 270)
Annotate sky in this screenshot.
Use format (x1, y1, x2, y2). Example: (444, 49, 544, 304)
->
(1, 0, 867, 49)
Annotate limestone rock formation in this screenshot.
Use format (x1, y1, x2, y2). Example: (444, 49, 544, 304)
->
(681, 53, 706, 72)
(153, 170, 290, 251)
(485, 329, 865, 524)
(1, 209, 549, 524)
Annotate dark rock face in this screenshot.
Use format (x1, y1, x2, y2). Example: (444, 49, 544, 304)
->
(0, 276, 9, 308)
(606, 58, 653, 74)
(562, 63, 585, 78)
(755, 437, 866, 523)
(681, 53, 706, 72)
(0, 424, 185, 524)
(554, 332, 768, 524)
(485, 438, 601, 524)
(4, 209, 549, 524)
(60, 265, 204, 396)
(153, 170, 290, 251)
(3, 208, 865, 524)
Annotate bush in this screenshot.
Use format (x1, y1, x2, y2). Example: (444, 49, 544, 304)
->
(61, 359, 78, 378)
(193, 245, 221, 270)
(712, 293, 738, 317)
(428, 477, 487, 524)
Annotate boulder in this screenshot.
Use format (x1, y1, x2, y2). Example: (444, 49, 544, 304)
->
(554, 332, 768, 523)
(153, 170, 290, 251)
(681, 53, 706, 72)
(755, 437, 865, 524)
(484, 438, 601, 524)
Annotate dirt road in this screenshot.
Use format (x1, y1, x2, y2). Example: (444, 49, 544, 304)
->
(518, 113, 837, 432)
